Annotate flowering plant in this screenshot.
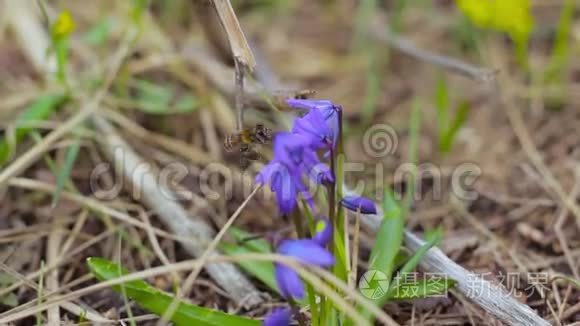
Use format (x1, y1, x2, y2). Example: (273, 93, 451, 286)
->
(258, 99, 381, 325)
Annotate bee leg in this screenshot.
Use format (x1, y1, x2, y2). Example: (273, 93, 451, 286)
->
(255, 134, 266, 144)
(246, 147, 261, 161)
(239, 156, 250, 169)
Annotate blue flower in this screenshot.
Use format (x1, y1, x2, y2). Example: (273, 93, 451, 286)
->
(312, 217, 332, 247)
(263, 308, 291, 326)
(286, 99, 340, 148)
(275, 239, 335, 299)
(340, 195, 377, 214)
(292, 108, 333, 150)
(256, 161, 310, 215)
(301, 147, 334, 184)
(271, 132, 311, 170)
(256, 132, 331, 214)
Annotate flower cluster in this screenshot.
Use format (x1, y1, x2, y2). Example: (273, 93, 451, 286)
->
(257, 99, 379, 326)
(256, 99, 377, 216)
(255, 99, 339, 215)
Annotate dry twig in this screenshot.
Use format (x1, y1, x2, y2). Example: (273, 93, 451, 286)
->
(370, 15, 496, 82)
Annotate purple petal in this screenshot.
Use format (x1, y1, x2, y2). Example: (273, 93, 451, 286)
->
(256, 161, 307, 215)
(301, 150, 333, 184)
(312, 218, 332, 247)
(255, 161, 278, 186)
(263, 308, 291, 326)
(272, 172, 298, 214)
(273, 132, 311, 168)
(275, 263, 304, 299)
(340, 195, 377, 214)
(278, 239, 335, 267)
(292, 109, 333, 150)
(321, 105, 340, 147)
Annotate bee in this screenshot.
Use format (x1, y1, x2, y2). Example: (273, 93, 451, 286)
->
(224, 124, 273, 167)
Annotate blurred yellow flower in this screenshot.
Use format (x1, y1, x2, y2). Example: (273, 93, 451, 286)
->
(51, 10, 76, 38)
(456, 0, 533, 42)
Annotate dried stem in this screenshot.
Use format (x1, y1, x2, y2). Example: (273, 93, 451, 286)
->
(234, 57, 245, 131)
(210, 0, 256, 70)
(370, 15, 496, 83)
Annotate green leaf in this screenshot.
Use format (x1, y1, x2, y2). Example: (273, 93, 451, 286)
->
(434, 73, 449, 134)
(84, 17, 113, 45)
(0, 94, 67, 165)
(135, 79, 174, 114)
(221, 228, 313, 305)
(0, 292, 18, 307)
(360, 188, 404, 323)
(392, 231, 442, 288)
(351, 0, 378, 49)
(379, 229, 447, 303)
(0, 272, 17, 307)
(220, 242, 278, 293)
(87, 257, 259, 326)
(52, 138, 81, 207)
(424, 227, 444, 245)
(545, 0, 575, 82)
(388, 278, 456, 300)
(227, 227, 271, 253)
(174, 95, 198, 113)
(133, 79, 198, 114)
(439, 101, 470, 152)
(369, 189, 404, 285)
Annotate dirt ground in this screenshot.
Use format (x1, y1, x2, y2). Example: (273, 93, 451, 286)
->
(0, 1, 579, 325)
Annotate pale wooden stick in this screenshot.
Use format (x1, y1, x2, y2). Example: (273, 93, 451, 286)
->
(92, 116, 263, 308)
(3, 0, 57, 76)
(352, 186, 550, 326)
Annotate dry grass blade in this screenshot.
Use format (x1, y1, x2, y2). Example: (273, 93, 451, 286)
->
(0, 263, 109, 323)
(157, 186, 261, 325)
(46, 226, 61, 325)
(210, 0, 256, 70)
(0, 254, 381, 325)
(0, 0, 137, 189)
